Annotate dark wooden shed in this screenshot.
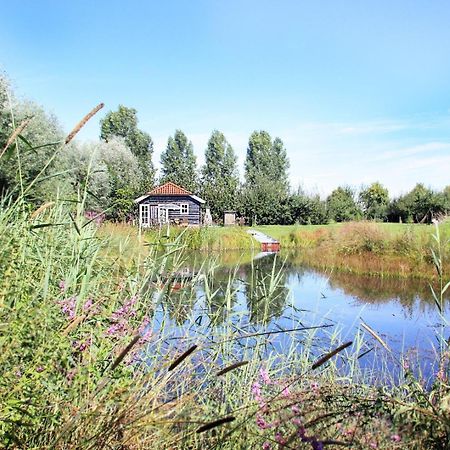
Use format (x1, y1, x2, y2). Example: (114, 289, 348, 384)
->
(134, 182, 206, 227)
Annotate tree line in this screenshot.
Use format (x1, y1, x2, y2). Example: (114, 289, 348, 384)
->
(1, 76, 449, 225)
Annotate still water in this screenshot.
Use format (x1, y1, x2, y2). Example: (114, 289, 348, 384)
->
(152, 251, 449, 378)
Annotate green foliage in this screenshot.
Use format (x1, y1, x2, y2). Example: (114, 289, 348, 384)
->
(388, 183, 447, 224)
(243, 131, 290, 224)
(100, 105, 155, 191)
(160, 129, 198, 192)
(287, 189, 328, 225)
(201, 130, 239, 221)
(359, 182, 389, 220)
(326, 186, 362, 222)
(0, 80, 65, 201)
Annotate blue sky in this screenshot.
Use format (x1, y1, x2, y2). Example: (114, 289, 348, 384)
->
(1, 1, 449, 196)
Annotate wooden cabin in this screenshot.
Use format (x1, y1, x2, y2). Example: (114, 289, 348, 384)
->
(134, 182, 206, 227)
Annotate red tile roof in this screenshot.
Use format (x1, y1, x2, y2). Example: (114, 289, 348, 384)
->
(148, 182, 192, 196)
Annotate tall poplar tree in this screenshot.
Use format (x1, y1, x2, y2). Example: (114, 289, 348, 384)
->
(160, 130, 198, 192)
(201, 130, 239, 221)
(243, 131, 290, 224)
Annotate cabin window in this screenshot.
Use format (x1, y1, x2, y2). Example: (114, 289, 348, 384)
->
(180, 203, 189, 215)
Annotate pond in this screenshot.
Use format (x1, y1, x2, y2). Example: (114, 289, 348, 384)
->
(150, 250, 450, 380)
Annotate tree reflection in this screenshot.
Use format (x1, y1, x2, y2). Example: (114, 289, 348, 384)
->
(243, 254, 290, 324)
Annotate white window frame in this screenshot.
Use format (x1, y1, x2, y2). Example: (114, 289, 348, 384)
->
(140, 204, 150, 227)
(180, 203, 189, 215)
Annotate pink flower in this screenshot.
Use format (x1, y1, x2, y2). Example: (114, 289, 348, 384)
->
(106, 321, 127, 336)
(256, 414, 270, 430)
(58, 296, 76, 320)
(260, 367, 272, 385)
(252, 381, 262, 399)
(262, 442, 271, 450)
(281, 385, 290, 397)
(138, 317, 152, 343)
(73, 338, 92, 352)
(82, 298, 93, 311)
(291, 417, 302, 426)
(275, 433, 287, 445)
(59, 280, 66, 292)
(391, 434, 401, 442)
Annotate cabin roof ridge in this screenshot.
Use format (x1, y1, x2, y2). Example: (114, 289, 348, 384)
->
(148, 181, 192, 196)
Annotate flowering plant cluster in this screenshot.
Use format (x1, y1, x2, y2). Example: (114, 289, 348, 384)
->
(252, 367, 403, 449)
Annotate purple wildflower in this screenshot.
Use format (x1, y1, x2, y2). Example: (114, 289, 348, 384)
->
(82, 298, 93, 312)
(59, 280, 66, 293)
(262, 442, 271, 450)
(260, 367, 272, 385)
(106, 321, 127, 336)
(275, 433, 287, 445)
(138, 317, 152, 343)
(256, 414, 270, 430)
(58, 296, 76, 320)
(36, 366, 44, 373)
(73, 338, 92, 352)
(252, 381, 263, 402)
(111, 296, 138, 321)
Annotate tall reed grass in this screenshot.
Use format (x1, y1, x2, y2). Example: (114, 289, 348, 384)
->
(1, 107, 449, 449)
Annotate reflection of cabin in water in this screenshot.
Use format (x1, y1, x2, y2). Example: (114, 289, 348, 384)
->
(134, 182, 206, 227)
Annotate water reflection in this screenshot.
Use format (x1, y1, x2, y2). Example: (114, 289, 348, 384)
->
(153, 250, 449, 362)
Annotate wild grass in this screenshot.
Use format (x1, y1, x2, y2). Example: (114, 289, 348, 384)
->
(1, 194, 450, 448)
(1, 113, 450, 449)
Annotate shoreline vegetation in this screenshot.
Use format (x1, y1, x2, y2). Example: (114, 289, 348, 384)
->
(1, 87, 449, 448)
(2, 198, 450, 449)
(100, 220, 450, 279)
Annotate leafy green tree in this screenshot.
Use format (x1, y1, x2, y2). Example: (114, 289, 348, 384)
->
(288, 189, 328, 225)
(100, 105, 154, 191)
(243, 131, 290, 224)
(64, 137, 142, 218)
(201, 130, 239, 221)
(388, 183, 446, 223)
(160, 130, 198, 192)
(326, 186, 361, 222)
(443, 185, 450, 213)
(359, 182, 389, 220)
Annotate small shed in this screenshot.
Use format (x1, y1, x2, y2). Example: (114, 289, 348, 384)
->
(223, 210, 236, 226)
(134, 182, 206, 227)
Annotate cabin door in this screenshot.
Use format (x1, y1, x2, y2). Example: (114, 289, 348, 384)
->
(157, 206, 169, 224)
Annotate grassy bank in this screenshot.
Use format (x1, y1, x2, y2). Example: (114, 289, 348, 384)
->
(1, 197, 450, 449)
(258, 222, 450, 279)
(100, 221, 450, 278)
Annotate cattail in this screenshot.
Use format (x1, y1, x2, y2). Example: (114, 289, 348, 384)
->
(64, 103, 104, 144)
(168, 345, 197, 371)
(196, 416, 235, 433)
(31, 201, 55, 219)
(216, 361, 249, 377)
(361, 322, 391, 353)
(0, 117, 32, 158)
(110, 334, 140, 371)
(311, 341, 352, 370)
